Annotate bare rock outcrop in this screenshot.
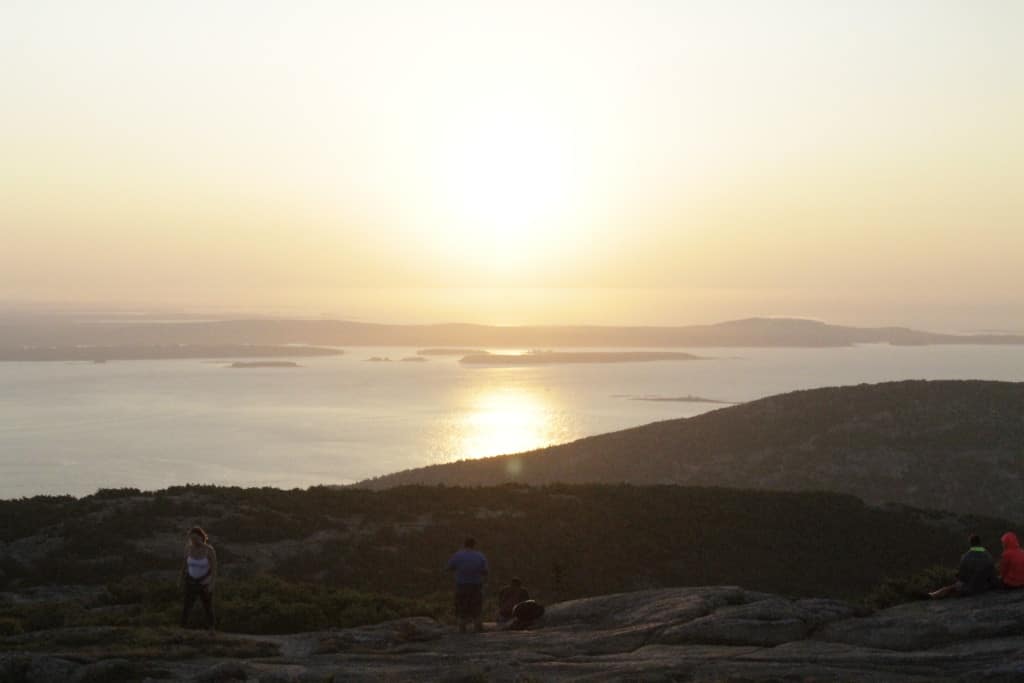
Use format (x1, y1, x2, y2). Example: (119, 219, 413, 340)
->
(4, 586, 1024, 681)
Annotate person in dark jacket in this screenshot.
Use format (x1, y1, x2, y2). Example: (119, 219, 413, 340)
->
(930, 534, 999, 598)
(998, 531, 1024, 589)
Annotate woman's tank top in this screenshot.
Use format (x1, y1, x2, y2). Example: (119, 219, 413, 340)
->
(187, 554, 210, 579)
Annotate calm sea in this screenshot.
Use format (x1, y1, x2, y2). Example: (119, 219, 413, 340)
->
(2, 345, 1023, 498)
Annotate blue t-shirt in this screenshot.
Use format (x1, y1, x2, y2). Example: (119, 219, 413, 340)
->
(446, 548, 488, 585)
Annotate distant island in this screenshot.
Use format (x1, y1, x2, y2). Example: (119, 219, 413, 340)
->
(0, 344, 342, 362)
(229, 361, 301, 368)
(365, 356, 391, 362)
(400, 356, 427, 362)
(6, 316, 1024, 350)
(417, 348, 487, 356)
(459, 351, 703, 365)
(622, 394, 736, 404)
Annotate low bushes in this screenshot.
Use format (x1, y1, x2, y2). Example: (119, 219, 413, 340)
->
(864, 565, 957, 609)
(0, 575, 446, 636)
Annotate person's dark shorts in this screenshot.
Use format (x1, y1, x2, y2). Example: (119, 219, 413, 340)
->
(455, 583, 483, 619)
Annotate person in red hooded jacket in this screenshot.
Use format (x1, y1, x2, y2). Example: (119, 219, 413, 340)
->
(999, 532, 1024, 589)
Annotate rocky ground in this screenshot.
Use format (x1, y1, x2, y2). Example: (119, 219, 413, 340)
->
(3, 585, 1024, 682)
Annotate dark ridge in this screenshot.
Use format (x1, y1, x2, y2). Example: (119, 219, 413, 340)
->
(358, 380, 1024, 521)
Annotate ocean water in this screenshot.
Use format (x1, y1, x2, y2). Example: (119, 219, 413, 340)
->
(2, 344, 1023, 498)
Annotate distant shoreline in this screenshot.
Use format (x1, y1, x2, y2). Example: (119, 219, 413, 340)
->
(0, 345, 342, 362)
(5, 317, 1024, 350)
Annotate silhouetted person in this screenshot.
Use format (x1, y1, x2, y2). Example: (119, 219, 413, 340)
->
(446, 537, 488, 633)
(999, 532, 1024, 589)
(497, 577, 530, 624)
(181, 526, 217, 629)
(930, 534, 998, 599)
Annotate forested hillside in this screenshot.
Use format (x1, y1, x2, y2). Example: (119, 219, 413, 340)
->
(362, 381, 1024, 520)
(0, 484, 1012, 635)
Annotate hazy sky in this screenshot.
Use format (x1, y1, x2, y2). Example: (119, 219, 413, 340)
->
(2, 1, 1022, 329)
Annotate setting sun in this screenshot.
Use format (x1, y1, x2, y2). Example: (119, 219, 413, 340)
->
(3, 2, 1020, 322)
(429, 104, 580, 273)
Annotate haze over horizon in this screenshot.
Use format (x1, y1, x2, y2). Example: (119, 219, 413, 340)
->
(3, 1, 1022, 330)
(2, 296, 1022, 337)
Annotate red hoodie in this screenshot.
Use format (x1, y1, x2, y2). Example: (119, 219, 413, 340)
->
(999, 532, 1024, 588)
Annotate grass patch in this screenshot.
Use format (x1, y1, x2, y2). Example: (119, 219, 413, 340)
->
(864, 565, 957, 609)
(0, 575, 447, 636)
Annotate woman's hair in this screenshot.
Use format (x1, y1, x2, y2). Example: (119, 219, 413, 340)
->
(188, 526, 209, 543)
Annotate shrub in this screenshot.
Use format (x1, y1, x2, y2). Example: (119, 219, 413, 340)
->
(91, 488, 144, 500)
(864, 565, 956, 609)
(85, 574, 443, 634)
(218, 596, 329, 634)
(0, 616, 24, 636)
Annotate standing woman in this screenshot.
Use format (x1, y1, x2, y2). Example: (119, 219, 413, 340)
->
(181, 526, 217, 630)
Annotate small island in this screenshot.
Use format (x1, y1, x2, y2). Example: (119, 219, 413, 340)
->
(229, 361, 301, 369)
(459, 350, 704, 365)
(400, 356, 428, 362)
(366, 356, 392, 362)
(624, 394, 736, 404)
(417, 348, 488, 356)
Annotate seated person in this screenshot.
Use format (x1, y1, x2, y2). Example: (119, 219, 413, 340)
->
(509, 599, 545, 630)
(930, 534, 999, 598)
(497, 577, 530, 624)
(999, 532, 1024, 589)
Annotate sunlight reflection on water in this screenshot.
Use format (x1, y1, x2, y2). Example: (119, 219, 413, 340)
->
(438, 380, 572, 462)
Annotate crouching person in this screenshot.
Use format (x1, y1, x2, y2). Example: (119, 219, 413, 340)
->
(930, 534, 998, 599)
(999, 532, 1024, 589)
(497, 577, 530, 625)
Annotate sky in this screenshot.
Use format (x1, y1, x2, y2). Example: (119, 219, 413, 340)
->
(2, 1, 1022, 330)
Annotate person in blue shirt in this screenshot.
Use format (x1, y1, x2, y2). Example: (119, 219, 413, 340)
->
(446, 537, 488, 632)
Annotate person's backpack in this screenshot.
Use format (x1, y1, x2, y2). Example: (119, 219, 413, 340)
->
(511, 599, 544, 628)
